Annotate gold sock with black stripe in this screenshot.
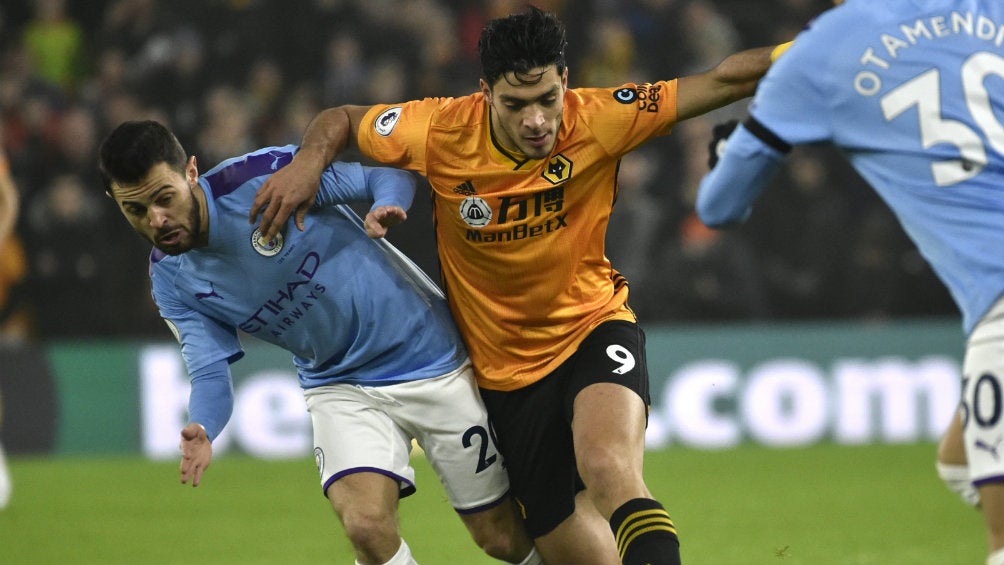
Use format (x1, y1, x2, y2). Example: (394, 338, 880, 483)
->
(609, 498, 680, 565)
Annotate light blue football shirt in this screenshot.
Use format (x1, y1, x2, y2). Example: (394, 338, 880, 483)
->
(151, 145, 467, 390)
(698, 0, 1004, 334)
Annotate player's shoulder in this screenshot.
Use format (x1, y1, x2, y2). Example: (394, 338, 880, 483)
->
(423, 93, 486, 129)
(788, 2, 861, 47)
(364, 95, 484, 140)
(201, 145, 297, 199)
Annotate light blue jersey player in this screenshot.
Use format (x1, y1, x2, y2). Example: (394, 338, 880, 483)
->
(696, 1, 1004, 563)
(150, 147, 466, 432)
(99, 121, 541, 565)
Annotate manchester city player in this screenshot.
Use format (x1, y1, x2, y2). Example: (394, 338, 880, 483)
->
(696, 1, 1004, 563)
(98, 120, 541, 565)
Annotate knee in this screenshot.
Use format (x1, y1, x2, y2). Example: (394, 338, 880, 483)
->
(577, 446, 634, 490)
(339, 505, 399, 554)
(464, 505, 533, 563)
(472, 527, 526, 562)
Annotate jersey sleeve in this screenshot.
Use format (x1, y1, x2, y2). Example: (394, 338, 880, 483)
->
(316, 161, 417, 211)
(364, 166, 416, 211)
(316, 160, 369, 204)
(696, 123, 787, 227)
(150, 262, 243, 373)
(358, 99, 448, 174)
(747, 16, 840, 144)
(574, 80, 679, 157)
(185, 359, 233, 441)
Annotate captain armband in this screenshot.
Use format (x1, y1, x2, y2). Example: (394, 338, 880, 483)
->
(743, 117, 793, 155)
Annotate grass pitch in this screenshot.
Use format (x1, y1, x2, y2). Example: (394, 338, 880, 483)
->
(0, 443, 984, 565)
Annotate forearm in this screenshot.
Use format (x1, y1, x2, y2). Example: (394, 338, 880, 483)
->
(186, 359, 234, 441)
(366, 167, 416, 211)
(676, 45, 775, 121)
(295, 106, 363, 173)
(715, 45, 776, 94)
(253, 104, 373, 237)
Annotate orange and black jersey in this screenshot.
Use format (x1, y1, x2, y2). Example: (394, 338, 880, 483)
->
(358, 80, 679, 391)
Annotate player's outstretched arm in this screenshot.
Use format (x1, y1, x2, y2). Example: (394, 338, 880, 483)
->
(675, 45, 776, 122)
(179, 423, 212, 487)
(179, 358, 233, 487)
(251, 105, 373, 240)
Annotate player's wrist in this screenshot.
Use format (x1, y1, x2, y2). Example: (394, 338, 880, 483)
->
(294, 144, 332, 173)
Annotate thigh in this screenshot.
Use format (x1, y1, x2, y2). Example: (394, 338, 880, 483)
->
(567, 320, 650, 471)
(568, 321, 651, 512)
(304, 384, 416, 498)
(481, 373, 582, 539)
(565, 320, 650, 416)
(387, 365, 512, 512)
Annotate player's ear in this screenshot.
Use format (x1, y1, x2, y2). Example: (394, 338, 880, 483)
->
(186, 155, 199, 185)
(480, 79, 491, 103)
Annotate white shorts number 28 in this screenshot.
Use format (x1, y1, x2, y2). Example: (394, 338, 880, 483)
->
(304, 362, 510, 512)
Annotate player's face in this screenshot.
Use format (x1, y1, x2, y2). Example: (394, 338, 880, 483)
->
(483, 65, 567, 160)
(109, 157, 206, 255)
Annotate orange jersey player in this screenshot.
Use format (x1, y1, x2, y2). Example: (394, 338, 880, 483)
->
(357, 83, 677, 391)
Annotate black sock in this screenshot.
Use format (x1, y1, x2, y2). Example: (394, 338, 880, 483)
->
(609, 498, 681, 565)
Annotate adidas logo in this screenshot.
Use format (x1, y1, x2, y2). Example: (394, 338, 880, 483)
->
(453, 179, 476, 195)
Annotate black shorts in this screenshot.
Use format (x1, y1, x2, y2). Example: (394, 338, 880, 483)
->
(479, 320, 650, 538)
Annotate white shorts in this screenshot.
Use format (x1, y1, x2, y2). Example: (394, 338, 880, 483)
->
(303, 362, 510, 513)
(963, 294, 1004, 486)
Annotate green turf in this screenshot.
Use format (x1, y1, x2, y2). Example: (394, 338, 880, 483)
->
(0, 443, 985, 565)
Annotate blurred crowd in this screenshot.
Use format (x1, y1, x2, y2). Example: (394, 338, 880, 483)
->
(0, 0, 955, 343)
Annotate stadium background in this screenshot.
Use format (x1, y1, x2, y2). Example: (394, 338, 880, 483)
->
(0, 1, 981, 564)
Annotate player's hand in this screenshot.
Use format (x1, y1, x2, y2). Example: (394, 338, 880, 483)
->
(707, 119, 739, 169)
(364, 206, 407, 239)
(250, 153, 324, 240)
(179, 423, 212, 487)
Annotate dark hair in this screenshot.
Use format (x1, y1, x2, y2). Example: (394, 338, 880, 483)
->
(478, 5, 567, 88)
(99, 120, 187, 193)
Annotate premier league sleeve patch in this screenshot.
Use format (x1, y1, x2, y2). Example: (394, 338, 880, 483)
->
(374, 106, 403, 137)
